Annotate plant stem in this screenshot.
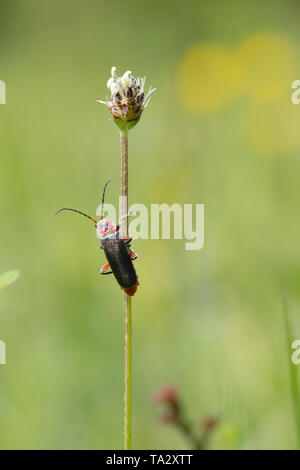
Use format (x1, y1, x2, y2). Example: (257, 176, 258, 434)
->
(284, 298, 300, 449)
(177, 418, 204, 450)
(124, 291, 132, 449)
(121, 131, 132, 450)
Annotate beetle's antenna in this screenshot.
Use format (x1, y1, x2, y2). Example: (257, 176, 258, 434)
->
(55, 208, 97, 226)
(100, 176, 119, 220)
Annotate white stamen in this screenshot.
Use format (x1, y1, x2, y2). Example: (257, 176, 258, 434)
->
(120, 71, 132, 88)
(144, 87, 156, 107)
(111, 66, 117, 79)
(107, 76, 114, 90)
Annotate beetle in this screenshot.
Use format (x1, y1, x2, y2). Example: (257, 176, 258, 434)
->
(55, 177, 139, 296)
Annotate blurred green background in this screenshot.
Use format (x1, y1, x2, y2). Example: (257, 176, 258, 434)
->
(1, 0, 300, 449)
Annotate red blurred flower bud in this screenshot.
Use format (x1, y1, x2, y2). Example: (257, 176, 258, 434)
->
(152, 386, 178, 404)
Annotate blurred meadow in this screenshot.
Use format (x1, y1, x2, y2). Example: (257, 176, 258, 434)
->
(1, 0, 300, 449)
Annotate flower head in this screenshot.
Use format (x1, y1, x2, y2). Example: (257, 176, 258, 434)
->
(97, 66, 156, 132)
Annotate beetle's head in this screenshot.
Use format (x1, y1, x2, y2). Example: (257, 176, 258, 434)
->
(96, 218, 119, 238)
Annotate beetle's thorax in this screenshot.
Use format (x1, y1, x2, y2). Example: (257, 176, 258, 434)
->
(96, 218, 118, 239)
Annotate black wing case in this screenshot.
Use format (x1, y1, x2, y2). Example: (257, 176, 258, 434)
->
(101, 234, 137, 289)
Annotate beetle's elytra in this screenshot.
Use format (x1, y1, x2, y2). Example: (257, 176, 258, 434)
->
(100, 230, 139, 296)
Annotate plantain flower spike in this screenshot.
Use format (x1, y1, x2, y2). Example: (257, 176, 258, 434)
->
(97, 66, 156, 132)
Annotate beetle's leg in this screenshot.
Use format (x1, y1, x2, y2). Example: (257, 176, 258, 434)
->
(100, 262, 113, 275)
(129, 250, 138, 260)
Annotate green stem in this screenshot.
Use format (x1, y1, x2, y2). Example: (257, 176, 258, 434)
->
(177, 418, 203, 449)
(121, 131, 132, 450)
(124, 292, 132, 449)
(284, 298, 300, 449)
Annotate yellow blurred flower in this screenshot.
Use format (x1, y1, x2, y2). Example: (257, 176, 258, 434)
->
(178, 44, 243, 114)
(178, 33, 296, 115)
(237, 32, 295, 103)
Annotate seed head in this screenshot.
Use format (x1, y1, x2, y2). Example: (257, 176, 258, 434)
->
(97, 66, 156, 132)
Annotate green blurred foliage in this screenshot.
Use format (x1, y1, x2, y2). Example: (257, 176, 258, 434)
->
(0, 0, 300, 449)
(0, 271, 19, 291)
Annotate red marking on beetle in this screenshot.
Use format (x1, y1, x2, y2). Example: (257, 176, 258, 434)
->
(129, 251, 138, 260)
(100, 262, 110, 273)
